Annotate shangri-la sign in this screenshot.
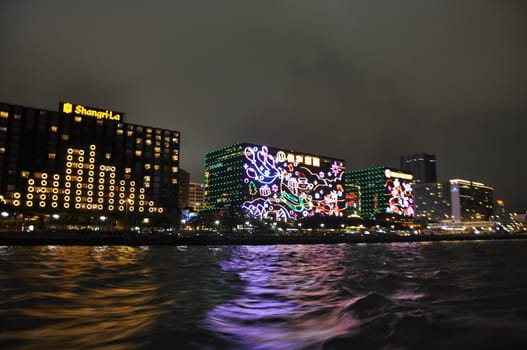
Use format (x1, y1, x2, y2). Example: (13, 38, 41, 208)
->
(60, 101, 124, 122)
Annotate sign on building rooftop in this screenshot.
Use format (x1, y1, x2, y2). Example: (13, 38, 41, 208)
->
(60, 102, 124, 122)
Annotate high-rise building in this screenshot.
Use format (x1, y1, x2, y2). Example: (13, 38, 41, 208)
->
(204, 142, 346, 221)
(400, 153, 437, 183)
(0, 101, 180, 221)
(178, 169, 190, 210)
(345, 166, 415, 221)
(188, 181, 206, 212)
(414, 179, 494, 222)
(413, 182, 451, 222)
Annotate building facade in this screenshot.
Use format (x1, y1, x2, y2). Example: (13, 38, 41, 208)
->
(0, 101, 180, 224)
(400, 153, 437, 183)
(178, 169, 190, 210)
(413, 182, 451, 222)
(414, 179, 494, 222)
(188, 181, 206, 212)
(345, 166, 415, 221)
(204, 142, 346, 221)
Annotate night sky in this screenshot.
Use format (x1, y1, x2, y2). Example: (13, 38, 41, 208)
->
(1, 1, 526, 211)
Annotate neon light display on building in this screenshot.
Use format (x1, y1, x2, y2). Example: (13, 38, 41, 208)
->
(384, 169, 415, 217)
(241, 145, 345, 220)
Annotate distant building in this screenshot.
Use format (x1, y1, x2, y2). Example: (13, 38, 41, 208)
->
(0, 101, 180, 221)
(413, 182, 451, 222)
(188, 181, 206, 212)
(414, 179, 494, 222)
(400, 153, 436, 183)
(178, 169, 190, 210)
(345, 166, 415, 221)
(204, 142, 346, 221)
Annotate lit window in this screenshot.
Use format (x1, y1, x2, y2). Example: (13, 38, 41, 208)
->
(61, 134, 69, 141)
(48, 153, 56, 159)
(105, 153, 111, 159)
(0, 147, 5, 154)
(74, 116, 82, 122)
(145, 139, 152, 146)
(135, 150, 142, 156)
(0, 111, 8, 118)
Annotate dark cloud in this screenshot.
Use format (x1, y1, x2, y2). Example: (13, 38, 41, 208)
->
(1, 0, 526, 210)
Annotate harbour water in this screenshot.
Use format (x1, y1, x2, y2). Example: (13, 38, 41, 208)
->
(1, 240, 527, 349)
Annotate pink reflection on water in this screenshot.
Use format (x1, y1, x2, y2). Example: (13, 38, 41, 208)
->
(205, 244, 363, 349)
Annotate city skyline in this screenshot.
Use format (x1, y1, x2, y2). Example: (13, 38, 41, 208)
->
(1, 1, 525, 211)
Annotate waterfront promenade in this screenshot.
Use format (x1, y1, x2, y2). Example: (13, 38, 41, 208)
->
(1, 231, 526, 246)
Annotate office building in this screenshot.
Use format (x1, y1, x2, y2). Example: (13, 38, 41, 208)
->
(204, 142, 346, 221)
(178, 169, 190, 209)
(400, 153, 437, 183)
(0, 101, 180, 222)
(345, 166, 415, 221)
(188, 181, 206, 212)
(414, 179, 494, 222)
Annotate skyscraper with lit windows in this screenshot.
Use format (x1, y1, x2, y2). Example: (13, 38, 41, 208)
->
(414, 179, 494, 222)
(0, 101, 180, 222)
(400, 153, 436, 183)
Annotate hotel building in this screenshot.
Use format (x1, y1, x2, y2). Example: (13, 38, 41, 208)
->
(414, 179, 494, 222)
(0, 101, 180, 223)
(204, 142, 346, 221)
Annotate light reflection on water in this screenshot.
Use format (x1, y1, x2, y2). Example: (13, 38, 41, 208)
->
(206, 245, 363, 349)
(0, 246, 158, 350)
(1, 241, 527, 349)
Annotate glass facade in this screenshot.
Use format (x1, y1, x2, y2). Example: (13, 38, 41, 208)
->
(0, 102, 180, 217)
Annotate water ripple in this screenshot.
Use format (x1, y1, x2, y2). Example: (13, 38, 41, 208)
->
(1, 241, 527, 349)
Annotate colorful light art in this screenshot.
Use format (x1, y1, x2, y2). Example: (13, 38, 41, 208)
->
(241, 145, 345, 220)
(385, 175, 415, 217)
